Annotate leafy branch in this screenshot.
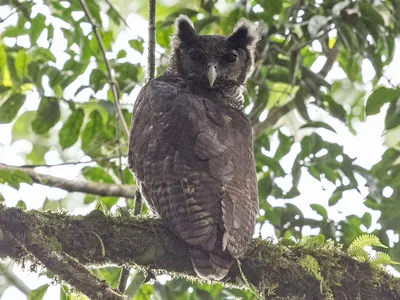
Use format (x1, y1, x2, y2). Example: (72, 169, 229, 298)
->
(78, 0, 130, 139)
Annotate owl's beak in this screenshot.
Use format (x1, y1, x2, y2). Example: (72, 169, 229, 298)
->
(207, 64, 217, 87)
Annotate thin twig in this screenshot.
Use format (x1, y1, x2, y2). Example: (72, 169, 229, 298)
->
(104, 0, 130, 28)
(0, 262, 31, 295)
(78, 0, 130, 139)
(147, 0, 156, 81)
(0, 1, 32, 24)
(0, 163, 136, 199)
(118, 267, 130, 293)
(19, 155, 125, 168)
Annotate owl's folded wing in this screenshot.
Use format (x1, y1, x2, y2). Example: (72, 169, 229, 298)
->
(187, 96, 259, 257)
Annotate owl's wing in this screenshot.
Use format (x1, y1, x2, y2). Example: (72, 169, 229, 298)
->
(188, 97, 259, 257)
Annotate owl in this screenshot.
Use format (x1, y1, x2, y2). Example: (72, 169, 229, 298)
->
(128, 15, 260, 280)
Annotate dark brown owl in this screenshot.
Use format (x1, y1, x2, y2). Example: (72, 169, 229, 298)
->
(128, 15, 260, 280)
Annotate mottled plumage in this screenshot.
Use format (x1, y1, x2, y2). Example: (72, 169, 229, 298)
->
(128, 15, 260, 280)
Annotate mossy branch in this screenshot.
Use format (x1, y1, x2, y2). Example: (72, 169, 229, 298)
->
(0, 206, 399, 300)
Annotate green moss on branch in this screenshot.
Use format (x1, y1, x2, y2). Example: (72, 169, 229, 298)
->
(0, 206, 399, 300)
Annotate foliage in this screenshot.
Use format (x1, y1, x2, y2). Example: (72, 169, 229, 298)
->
(0, 0, 400, 299)
(348, 233, 399, 270)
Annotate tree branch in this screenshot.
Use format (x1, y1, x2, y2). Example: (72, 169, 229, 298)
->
(0, 262, 31, 295)
(147, 0, 156, 81)
(1, 206, 399, 300)
(78, 0, 130, 139)
(252, 40, 340, 138)
(18, 155, 126, 168)
(0, 164, 136, 199)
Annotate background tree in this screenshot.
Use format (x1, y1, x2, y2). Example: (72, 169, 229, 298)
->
(0, 0, 400, 299)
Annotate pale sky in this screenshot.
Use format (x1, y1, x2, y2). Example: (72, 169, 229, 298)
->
(0, 4, 399, 299)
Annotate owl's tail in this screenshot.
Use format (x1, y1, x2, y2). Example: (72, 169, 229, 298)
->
(189, 246, 233, 280)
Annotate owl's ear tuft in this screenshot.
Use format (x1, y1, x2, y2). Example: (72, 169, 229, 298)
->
(175, 15, 197, 43)
(228, 19, 260, 50)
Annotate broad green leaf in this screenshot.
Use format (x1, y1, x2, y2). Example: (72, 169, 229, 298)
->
(15, 50, 31, 79)
(26, 144, 50, 164)
(81, 110, 104, 155)
(359, 3, 385, 26)
(385, 99, 400, 130)
(101, 196, 119, 209)
(310, 204, 328, 219)
(0, 93, 25, 123)
(12, 111, 36, 141)
(59, 108, 84, 149)
(0, 169, 33, 189)
(82, 167, 115, 184)
(329, 190, 342, 206)
(30, 14, 46, 45)
(321, 95, 347, 122)
(294, 87, 311, 121)
(28, 284, 49, 300)
(101, 31, 114, 50)
(300, 121, 336, 133)
(16, 200, 27, 209)
(129, 39, 144, 54)
(365, 86, 400, 116)
(89, 69, 108, 92)
(32, 97, 60, 134)
(274, 130, 293, 160)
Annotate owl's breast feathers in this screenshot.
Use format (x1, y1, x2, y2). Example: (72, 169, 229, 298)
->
(129, 75, 258, 279)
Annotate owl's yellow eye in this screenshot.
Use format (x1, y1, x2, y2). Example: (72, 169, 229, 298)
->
(189, 50, 205, 62)
(224, 53, 237, 63)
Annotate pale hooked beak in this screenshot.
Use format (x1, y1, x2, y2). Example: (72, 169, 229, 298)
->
(207, 64, 217, 87)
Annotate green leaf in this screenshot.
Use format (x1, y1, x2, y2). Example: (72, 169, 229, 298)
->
(274, 130, 293, 160)
(81, 110, 104, 155)
(30, 14, 46, 45)
(15, 50, 31, 79)
(385, 99, 400, 130)
(0, 169, 33, 189)
(359, 3, 385, 26)
(294, 87, 311, 121)
(82, 167, 114, 184)
(365, 86, 400, 116)
(31, 47, 56, 63)
(321, 95, 347, 122)
(310, 204, 328, 219)
(12, 111, 36, 141)
(0, 93, 25, 123)
(28, 284, 49, 300)
(27, 144, 50, 164)
(16, 200, 27, 209)
(59, 108, 84, 149)
(361, 212, 372, 228)
(329, 190, 342, 206)
(129, 39, 144, 54)
(32, 97, 60, 134)
(300, 121, 336, 133)
(89, 69, 108, 92)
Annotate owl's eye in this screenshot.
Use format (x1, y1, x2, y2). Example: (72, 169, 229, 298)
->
(224, 53, 237, 63)
(189, 50, 205, 62)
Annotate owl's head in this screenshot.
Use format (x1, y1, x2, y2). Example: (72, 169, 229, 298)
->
(167, 16, 260, 88)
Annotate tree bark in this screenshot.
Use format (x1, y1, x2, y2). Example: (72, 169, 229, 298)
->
(1, 206, 399, 300)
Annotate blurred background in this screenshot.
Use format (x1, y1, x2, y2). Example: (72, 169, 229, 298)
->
(0, 0, 399, 298)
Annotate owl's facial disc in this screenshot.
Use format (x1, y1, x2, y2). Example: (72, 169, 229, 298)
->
(207, 63, 217, 87)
